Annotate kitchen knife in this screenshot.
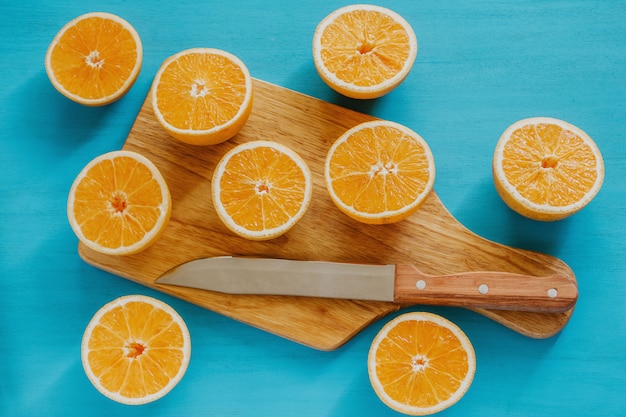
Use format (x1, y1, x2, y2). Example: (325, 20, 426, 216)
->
(155, 256, 577, 313)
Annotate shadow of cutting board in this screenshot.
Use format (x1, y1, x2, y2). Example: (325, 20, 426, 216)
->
(79, 78, 577, 350)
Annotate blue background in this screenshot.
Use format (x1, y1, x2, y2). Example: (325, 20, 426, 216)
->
(2, 1, 625, 416)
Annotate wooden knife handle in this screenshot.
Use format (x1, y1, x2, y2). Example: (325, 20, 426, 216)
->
(393, 264, 578, 313)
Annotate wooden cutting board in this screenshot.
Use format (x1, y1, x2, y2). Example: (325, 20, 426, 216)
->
(78, 78, 577, 350)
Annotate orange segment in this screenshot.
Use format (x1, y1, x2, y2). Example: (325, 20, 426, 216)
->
(368, 312, 476, 415)
(325, 120, 435, 224)
(151, 48, 253, 145)
(81, 295, 191, 405)
(312, 5, 417, 99)
(493, 117, 604, 221)
(45, 12, 142, 106)
(67, 150, 171, 255)
(212, 140, 313, 240)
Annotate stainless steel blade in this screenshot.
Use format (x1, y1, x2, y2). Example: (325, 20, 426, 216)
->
(156, 256, 396, 302)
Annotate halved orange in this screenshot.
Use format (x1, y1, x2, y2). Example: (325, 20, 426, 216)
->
(151, 48, 253, 145)
(67, 150, 171, 255)
(368, 312, 476, 415)
(325, 120, 435, 224)
(212, 140, 313, 240)
(81, 295, 191, 405)
(45, 12, 142, 106)
(493, 117, 604, 221)
(312, 4, 418, 99)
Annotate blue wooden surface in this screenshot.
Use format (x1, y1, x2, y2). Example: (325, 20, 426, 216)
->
(2, 1, 625, 415)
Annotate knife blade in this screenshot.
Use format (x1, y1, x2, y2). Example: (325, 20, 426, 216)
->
(155, 256, 577, 313)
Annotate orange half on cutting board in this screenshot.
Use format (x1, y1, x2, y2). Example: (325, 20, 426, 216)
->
(212, 140, 313, 240)
(67, 150, 171, 256)
(151, 48, 253, 145)
(325, 120, 435, 224)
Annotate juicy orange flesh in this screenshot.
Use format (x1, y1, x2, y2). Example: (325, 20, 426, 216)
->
(155, 52, 248, 131)
(320, 10, 411, 86)
(49, 16, 139, 99)
(217, 146, 308, 231)
(72, 156, 165, 249)
(86, 301, 186, 398)
(328, 126, 431, 214)
(374, 320, 470, 408)
(501, 123, 599, 207)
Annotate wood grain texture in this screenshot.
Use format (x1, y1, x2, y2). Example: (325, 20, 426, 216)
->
(78, 78, 577, 350)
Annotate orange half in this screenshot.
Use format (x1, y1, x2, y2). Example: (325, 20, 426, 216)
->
(81, 295, 191, 404)
(493, 117, 604, 221)
(67, 150, 171, 255)
(313, 4, 417, 99)
(212, 140, 313, 240)
(45, 12, 142, 106)
(151, 48, 253, 145)
(368, 312, 476, 415)
(325, 120, 435, 224)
